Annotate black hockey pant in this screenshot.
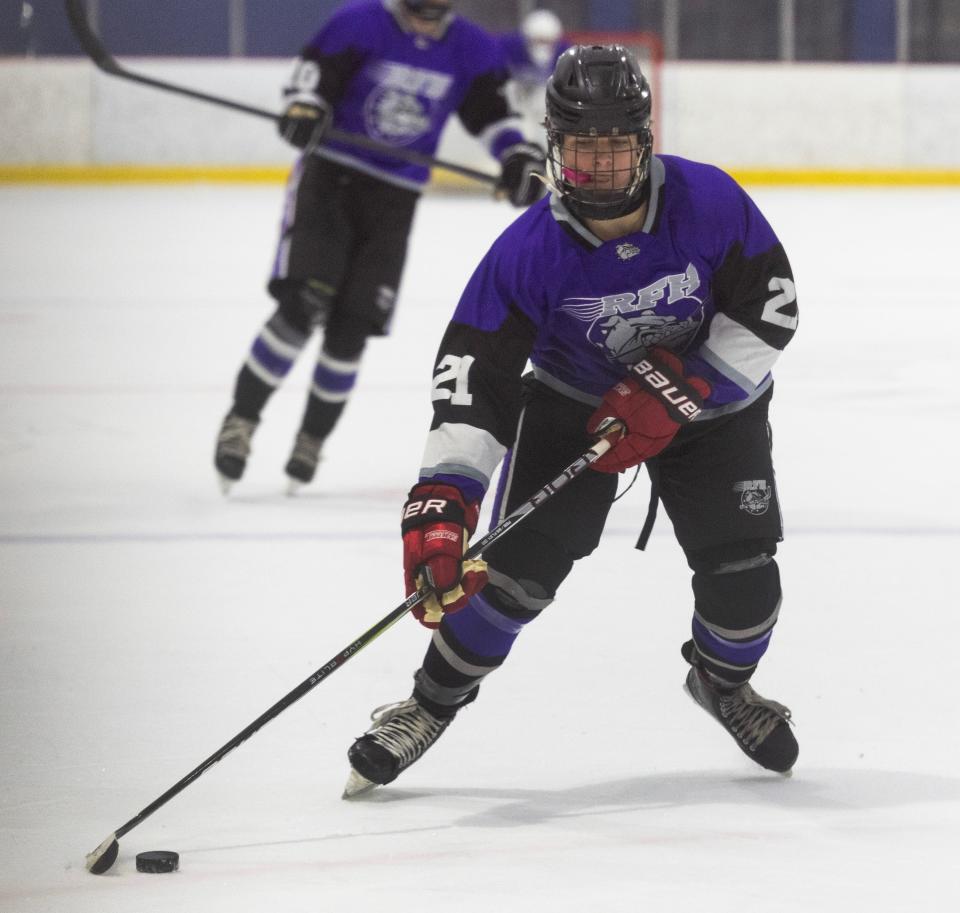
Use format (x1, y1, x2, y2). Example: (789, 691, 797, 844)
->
(231, 156, 418, 441)
(412, 380, 785, 718)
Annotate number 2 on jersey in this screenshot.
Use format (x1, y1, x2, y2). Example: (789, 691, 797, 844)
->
(762, 277, 798, 330)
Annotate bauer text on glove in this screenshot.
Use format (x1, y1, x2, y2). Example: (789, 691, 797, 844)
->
(401, 483, 489, 628)
(587, 348, 711, 473)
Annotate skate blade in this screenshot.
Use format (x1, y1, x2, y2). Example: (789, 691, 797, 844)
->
(218, 474, 235, 496)
(285, 477, 307, 497)
(342, 769, 378, 799)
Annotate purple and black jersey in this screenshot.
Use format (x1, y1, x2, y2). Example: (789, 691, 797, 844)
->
(284, 0, 525, 190)
(421, 154, 798, 496)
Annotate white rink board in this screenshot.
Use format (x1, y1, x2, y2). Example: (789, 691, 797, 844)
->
(3, 59, 960, 168)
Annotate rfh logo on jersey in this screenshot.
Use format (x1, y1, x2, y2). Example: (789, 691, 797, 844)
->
(364, 61, 453, 144)
(561, 264, 704, 365)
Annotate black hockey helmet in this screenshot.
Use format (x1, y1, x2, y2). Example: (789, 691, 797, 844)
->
(401, 0, 453, 22)
(545, 45, 654, 220)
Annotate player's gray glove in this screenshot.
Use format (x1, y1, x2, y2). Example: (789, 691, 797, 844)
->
(277, 99, 332, 150)
(498, 142, 547, 207)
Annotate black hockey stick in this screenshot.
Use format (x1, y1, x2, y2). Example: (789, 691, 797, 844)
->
(64, 0, 499, 186)
(84, 425, 620, 874)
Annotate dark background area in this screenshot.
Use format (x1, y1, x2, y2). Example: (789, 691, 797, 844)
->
(3, 0, 959, 61)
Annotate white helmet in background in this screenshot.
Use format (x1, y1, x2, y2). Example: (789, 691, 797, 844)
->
(522, 9, 564, 69)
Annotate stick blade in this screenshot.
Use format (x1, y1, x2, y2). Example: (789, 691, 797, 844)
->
(86, 835, 119, 875)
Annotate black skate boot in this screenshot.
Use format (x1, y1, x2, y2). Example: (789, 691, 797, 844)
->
(682, 640, 798, 774)
(284, 430, 324, 494)
(343, 698, 455, 798)
(214, 411, 258, 494)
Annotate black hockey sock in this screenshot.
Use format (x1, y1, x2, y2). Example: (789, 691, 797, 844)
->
(412, 587, 539, 718)
(232, 365, 275, 422)
(299, 393, 348, 440)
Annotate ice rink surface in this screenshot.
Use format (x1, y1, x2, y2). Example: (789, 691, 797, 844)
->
(1, 182, 958, 912)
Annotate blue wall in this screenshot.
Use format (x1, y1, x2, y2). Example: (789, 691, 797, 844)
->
(850, 0, 897, 61)
(245, 0, 340, 56)
(1, 0, 339, 57)
(0, 0, 924, 61)
(99, 1, 230, 56)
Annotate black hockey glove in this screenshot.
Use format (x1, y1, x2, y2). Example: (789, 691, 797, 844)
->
(498, 142, 547, 207)
(277, 99, 332, 150)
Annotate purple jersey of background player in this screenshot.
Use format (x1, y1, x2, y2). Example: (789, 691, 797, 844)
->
(297, 0, 524, 187)
(426, 154, 798, 497)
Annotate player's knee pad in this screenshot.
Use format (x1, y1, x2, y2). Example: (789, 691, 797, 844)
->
(691, 543, 781, 635)
(485, 566, 555, 621)
(272, 279, 335, 335)
(485, 528, 574, 614)
(688, 542, 782, 683)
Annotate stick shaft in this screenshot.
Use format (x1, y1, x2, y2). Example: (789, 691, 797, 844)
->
(103, 434, 612, 842)
(64, 0, 499, 185)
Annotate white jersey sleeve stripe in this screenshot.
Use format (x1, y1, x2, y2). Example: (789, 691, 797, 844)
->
(700, 312, 782, 389)
(420, 422, 506, 490)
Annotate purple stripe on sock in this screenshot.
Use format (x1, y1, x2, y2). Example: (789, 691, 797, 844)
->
(251, 337, 294, 378)
(443, 592, 525, 658)
(692, 616, 772, 667)
(312, 363, 357, 395)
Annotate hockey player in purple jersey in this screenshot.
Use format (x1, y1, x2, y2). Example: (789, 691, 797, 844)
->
(214, 0, 546, 493)
(344, 45, 799, 797)
(499, 9, 570, 92)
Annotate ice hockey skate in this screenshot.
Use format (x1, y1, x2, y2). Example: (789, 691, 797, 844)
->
(214, 412, 258, 494)
(682, 640, 798, 774)
(284, 429, 324, 494)
(343, 697, 454, 798)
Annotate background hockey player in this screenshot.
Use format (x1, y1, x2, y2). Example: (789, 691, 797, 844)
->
(344, 44, 800, 797)
(497, 9, 570, 134)
(214, 0, 547, 493)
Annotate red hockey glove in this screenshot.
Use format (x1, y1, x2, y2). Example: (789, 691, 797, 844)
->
(401, 483, 489, 628)
(587, 348, 711, 473)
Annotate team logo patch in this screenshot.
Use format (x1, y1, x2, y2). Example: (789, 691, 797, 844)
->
(364, 89, 431, 144)
(363, 62, 452, 145)
(560, 263, 705, 365)
(616, 243, 641, 261)
(734, 480, 773, 516)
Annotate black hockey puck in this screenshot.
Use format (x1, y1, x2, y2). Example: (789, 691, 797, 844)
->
(135, 850, 179, 873)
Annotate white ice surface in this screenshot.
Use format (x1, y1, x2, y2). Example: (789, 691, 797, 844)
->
(1, 185, 959, 912)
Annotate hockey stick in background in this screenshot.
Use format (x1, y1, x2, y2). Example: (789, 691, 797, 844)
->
(84, 423, 621, 875)
(63, 0, 500, 186)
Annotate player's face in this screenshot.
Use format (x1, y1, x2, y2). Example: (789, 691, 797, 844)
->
(560, 134, 639, 191)
(403, 0, 452, 27)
